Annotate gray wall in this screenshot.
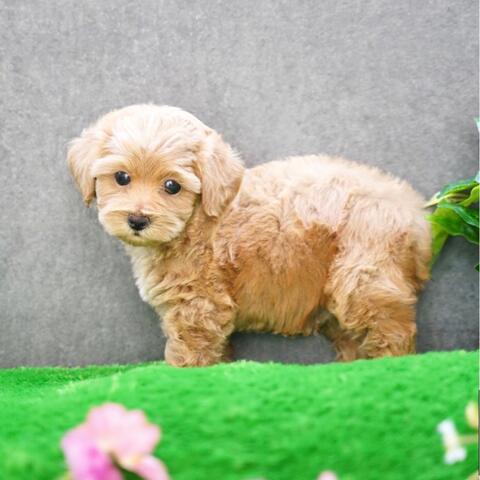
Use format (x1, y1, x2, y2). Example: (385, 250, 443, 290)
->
(0, 0, 478, 367)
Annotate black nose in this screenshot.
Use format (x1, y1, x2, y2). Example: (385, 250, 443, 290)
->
(127, 214, 150, 231)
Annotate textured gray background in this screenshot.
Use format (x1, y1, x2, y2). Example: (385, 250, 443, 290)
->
(0, 0, 478, 367)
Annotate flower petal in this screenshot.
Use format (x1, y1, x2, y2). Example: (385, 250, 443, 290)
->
(87, 403, 127, 437)
(130, 455, 170, 480)
(445, 446, 467, 464)
(317, 472, 338, 480)
(85, 403, 160, 460)
(61, 426, 123, 480)
(114, 423, 161, 459)
(437, 419, 467, 465)
(465, 401, 479, 430)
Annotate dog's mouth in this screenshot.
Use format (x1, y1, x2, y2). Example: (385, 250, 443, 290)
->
(116, 230, 162, 248)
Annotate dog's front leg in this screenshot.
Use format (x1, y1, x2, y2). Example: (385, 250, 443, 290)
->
(161, 298, 235, 367)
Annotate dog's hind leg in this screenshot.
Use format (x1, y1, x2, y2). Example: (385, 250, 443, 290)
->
(321, 318, 363, 361)
(325, 259, 418, 360)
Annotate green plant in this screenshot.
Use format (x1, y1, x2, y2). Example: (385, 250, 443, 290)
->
(425, 172, 479, 269)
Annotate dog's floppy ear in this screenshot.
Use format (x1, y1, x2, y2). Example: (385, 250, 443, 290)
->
(67, 126, 105, 206)
(196, 131, 244, 217)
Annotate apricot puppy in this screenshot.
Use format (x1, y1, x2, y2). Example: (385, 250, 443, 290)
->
(68, 104, 431, 366)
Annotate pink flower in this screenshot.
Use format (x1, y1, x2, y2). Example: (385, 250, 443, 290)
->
(317, 472, 338, 480)
(61, 403, 169, 480)
(62, 427, 122, 480)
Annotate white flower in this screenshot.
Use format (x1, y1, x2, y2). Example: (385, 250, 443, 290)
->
(437, 419, 467, 464)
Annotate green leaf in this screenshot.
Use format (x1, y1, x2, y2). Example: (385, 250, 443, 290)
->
(426, 207, 479, 245)
(429, 223, 449, 265)
(438, 177, 478, 198)
(475, 263, 479, 272)
(425, 191, 468, 207)
(425, 174, 479, 207)
(460, 185, 480, 207)
(437, 200, 479, 228)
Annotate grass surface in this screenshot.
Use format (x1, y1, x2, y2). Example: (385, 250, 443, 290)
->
(0, 351, 478, 480)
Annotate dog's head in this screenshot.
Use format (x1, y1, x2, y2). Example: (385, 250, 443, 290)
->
(68, 104, 244, 246)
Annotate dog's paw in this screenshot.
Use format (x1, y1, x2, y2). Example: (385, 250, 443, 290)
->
(164, 340, 224, 367)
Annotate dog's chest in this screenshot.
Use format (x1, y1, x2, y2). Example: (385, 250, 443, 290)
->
(127, 247, 167, 307)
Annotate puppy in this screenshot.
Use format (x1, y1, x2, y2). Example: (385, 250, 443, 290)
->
(68, 104, 431, 366)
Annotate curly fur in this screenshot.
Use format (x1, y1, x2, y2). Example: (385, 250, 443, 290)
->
(68, 104, 432, 366)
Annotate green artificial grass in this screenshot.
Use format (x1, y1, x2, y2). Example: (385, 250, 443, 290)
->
(0, 351, 477, 480)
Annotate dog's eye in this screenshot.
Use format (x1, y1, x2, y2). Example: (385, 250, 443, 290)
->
(164, 179, 181, 195)
(115, 171, 131, 186)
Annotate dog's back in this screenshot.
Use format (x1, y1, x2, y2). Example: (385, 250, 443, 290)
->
(214, 154, 431, 346)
